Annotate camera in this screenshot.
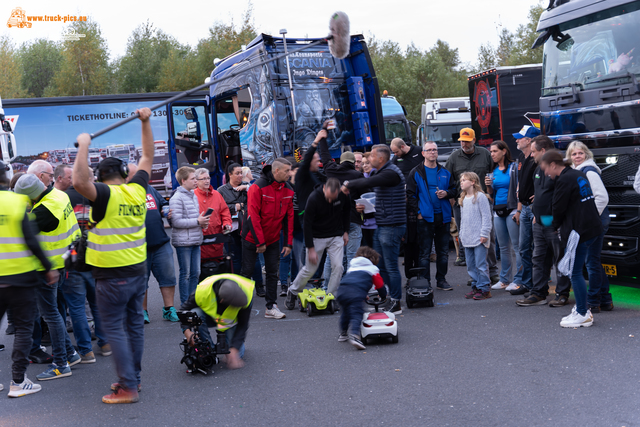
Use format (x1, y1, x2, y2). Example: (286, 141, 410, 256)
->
(178, 311, 230, 375)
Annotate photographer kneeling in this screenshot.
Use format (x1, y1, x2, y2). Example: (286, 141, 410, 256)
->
(180, 274, 254, 369)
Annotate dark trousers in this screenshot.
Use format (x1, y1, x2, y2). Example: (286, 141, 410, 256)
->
(337, 292, 365, 336)
(531, 223, 571, 298)
(241, 239, 280, 309)
(417, 214, 450, 285)
(362, 228, 375, 248)
(0, 286, 36, 383)
(587, 208, 612, 307)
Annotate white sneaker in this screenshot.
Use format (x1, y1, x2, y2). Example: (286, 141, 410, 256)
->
(505, 282, 519, 291)
(8, 376, 42, 398)
(265, 304, 286, 319)
(561, 305, 578, 321)
(560, 309, 593, 328)
(491, 281, 508, 290)
(0, 383, 3, 391)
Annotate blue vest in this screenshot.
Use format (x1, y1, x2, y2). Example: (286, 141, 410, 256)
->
(374, 162, 406, 226)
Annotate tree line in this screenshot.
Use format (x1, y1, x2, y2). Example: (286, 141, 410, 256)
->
(0, 2, 543, 138)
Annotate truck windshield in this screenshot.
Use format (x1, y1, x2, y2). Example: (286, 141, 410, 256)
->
(425, 124, 468, 146)
(542, 2, 640, 96)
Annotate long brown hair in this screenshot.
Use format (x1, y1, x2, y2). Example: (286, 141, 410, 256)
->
(490, 140, 513, 167)
(458, 171, 485, 207)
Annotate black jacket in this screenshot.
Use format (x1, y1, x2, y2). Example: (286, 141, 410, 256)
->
(392, 144, 423, 179)
(532, 166, 554, 224)
(303, 185, 351, 248)
(295, 145, 326, 217)
(317, 137, 366, 225)
(552, 167, 602, 243)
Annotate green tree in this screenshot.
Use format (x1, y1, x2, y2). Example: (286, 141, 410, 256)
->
(118, 21, 185, 93)
(19, 39, 62, 97)
(156, 48, 202, 92)
(47, 19, 111, 96)
(0, 34, 28, 99)
(193, 3, 257, 80)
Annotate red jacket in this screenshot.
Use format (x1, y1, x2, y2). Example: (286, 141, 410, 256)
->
(194, 186, 232, 260)
(243, 165, 294, 247)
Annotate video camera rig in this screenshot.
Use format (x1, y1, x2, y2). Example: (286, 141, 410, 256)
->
(178, 311, 230, 375)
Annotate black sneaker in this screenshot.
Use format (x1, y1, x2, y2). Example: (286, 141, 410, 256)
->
(338, 331, 349, 342)
(279, 283, 288, 297)
(29, 348, 53, 364)
(490, 274, 500, 285)
(388, 300, 402, 314)
(509, 285, 528, 295)
(589, 305, 601, 314)
(549, 294, 569, 307)
(437, 281, 452, 291)
(255, 284, 266, 298)
(284, 291, 296, 310)
(454, 257, 466, 266)
(348, 334, 366, 350)
(516, 294, 548, 306)
(600, 302, 614, 311)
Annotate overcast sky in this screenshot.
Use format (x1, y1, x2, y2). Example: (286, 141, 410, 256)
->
(3, 0, 540, 68)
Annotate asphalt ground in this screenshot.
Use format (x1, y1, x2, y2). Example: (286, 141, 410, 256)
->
(2, 249, 640, 427)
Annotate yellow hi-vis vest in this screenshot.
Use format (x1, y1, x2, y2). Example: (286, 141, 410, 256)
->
(87, 182, 147, 268)
(194, 274, 254, 331)
(32, 188, 80, 270)
(0, 191, 40, 276)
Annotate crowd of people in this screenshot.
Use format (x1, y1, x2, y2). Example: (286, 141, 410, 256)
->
(0, 114, 619, 402)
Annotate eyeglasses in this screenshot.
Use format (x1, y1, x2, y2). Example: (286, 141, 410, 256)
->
(40, 171, 54, 177)
(197, 177, 210, 181)
(423, 149, 438, 153)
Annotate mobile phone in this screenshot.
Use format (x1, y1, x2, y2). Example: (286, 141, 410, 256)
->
(326, 119, 336, 130)
(204, 208, 214, 216)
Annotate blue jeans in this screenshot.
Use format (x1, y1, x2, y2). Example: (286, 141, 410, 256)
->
(465, 245, 490, 292)
(279, 230, 299, 285)
(62, 270, 107, 355)
(494, 211, 524, 285)
(572, 236, 598, 316)
(518, 205, 534, 289)
(587, 208, 611, 307)
(35, 272, 76, 366)
(147, 241, 177, 288)
(338, 295, 365, 336)
(189, 307, 245, 358)
(175, 245, 201, 305)
(417, 215, 450, 285)
(96, 275, 146, 390)
(373, 224, 406, 300)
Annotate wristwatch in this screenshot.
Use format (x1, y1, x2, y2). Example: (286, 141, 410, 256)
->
(342, 180, 349, 188)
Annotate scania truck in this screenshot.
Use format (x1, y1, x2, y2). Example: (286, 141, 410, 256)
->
(534, 0, 640, 281)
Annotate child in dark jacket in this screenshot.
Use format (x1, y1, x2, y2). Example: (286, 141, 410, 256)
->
(337, 247, 386, 349)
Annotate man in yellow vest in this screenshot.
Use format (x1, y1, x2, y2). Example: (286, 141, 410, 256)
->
(180, 274, 254, 370)
(0, 161, 59, 397)
(72, 108, 154, 404)
(14, 172, 82, 381)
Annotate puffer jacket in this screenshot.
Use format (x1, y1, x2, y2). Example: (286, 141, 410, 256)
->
(194, 186, 232, 260)
(169, 186, 203, 247)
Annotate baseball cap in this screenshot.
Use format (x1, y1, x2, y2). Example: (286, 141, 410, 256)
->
(14, 174, 46, 200)
(340, 151, 356, 164)
(513, 125, 541, 139)
(217, 279, 248, 307)
(458, 128, 475, 142)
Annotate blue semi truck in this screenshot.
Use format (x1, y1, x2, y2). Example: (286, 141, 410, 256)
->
(534, 0, 640, 281)
(4, 33, 385, 192)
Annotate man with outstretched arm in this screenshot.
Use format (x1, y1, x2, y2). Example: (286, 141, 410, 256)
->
(73, 108, 154, 404)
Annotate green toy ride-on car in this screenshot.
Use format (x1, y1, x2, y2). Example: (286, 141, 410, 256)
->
(298, 279, 338, 317)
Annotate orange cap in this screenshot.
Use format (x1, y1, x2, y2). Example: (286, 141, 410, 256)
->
(458, 128, 475, 142)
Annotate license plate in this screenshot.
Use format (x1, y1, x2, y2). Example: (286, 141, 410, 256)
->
(602, 264, 617, 276)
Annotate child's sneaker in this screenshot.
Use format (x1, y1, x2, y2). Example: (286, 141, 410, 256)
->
(464, 287, 477, 299)
(473, 290, 492, 300)
(348, 334, 366, 350)
(8, 376, 41, 397)
(36, 363, 71, 381)
(338, 331, 349, 342)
